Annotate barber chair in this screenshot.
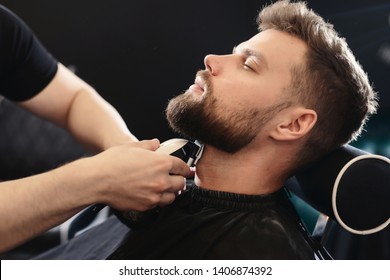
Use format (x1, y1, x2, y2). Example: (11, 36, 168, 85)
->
(0, 98, 87, 181)
(286, 145, 390, 259)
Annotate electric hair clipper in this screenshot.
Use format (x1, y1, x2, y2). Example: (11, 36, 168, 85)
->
(115, 138, 204, 229)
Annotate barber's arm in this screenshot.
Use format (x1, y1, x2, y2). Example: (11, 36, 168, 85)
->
(0, 139, 190, 253)
(0, 63, 190, 253)
(19, 63, 137, 151)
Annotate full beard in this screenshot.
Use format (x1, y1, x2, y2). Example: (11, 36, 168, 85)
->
(165, 71, 288, 153)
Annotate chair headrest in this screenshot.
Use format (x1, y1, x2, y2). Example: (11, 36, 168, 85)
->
(285, 145, 390, 235)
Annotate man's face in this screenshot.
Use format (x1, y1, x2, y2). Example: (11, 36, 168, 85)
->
(166, 29, 308, 153)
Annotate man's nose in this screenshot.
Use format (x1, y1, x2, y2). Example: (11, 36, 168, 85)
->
(204, 54, 224, 75)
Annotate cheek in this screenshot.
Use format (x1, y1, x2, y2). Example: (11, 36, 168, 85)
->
(212, 79, 247, 102)
(248, 78, 285, 107)
(213, 76, 283, 109)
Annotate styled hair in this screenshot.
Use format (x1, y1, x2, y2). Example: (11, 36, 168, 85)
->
(258, 0, 378, 167)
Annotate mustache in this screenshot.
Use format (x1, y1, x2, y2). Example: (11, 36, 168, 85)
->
(196, 70, 212, 92)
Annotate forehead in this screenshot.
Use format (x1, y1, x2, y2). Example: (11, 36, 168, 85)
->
(238, 29, 308, 69)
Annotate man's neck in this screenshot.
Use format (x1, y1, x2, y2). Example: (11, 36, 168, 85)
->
(194, 144, 288, 195)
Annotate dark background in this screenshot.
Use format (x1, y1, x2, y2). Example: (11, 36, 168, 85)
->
(1, 0, 389, 155)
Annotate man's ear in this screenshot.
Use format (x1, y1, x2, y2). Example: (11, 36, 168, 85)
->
(270, 107, 317, 141)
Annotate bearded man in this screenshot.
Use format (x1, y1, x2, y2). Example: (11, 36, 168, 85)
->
(106, 0, 377, 259)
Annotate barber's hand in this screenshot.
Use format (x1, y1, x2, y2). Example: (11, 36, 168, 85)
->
(90, 139, 191, 211)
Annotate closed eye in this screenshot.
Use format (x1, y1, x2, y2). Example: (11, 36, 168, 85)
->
(233, 45, 267, 72)
(243, 63, 254, 71)
(243, 58, 257, 72)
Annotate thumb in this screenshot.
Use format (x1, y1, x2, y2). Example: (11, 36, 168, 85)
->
(130, 138, 160, 151)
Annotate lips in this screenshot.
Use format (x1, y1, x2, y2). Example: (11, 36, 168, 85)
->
(188, 76, 206, 95)
(195, 76, 206, 91)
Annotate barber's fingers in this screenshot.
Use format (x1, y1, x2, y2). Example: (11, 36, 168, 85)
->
(169, 156, 191, 177)
(155, 176, 186, 208)
(128, 139, 160, 151)
(165, 175, 187, 193)
(157, 192, 178, 207)
(188, 167, 196, 178)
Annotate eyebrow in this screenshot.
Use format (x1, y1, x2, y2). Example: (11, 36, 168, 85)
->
(232, 45, 269, 70)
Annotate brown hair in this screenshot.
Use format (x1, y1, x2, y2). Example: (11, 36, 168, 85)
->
(258, 0, 378, 168)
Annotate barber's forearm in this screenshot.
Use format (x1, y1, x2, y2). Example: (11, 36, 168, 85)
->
(66, 86, 138, 151)
(19, 63, 138, 152)
(0, 158, 99, 253)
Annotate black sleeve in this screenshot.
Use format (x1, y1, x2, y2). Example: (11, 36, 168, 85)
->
(0, 5, 58, 102)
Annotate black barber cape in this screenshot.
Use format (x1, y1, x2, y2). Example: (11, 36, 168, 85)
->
(108, 184, 317, 260)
